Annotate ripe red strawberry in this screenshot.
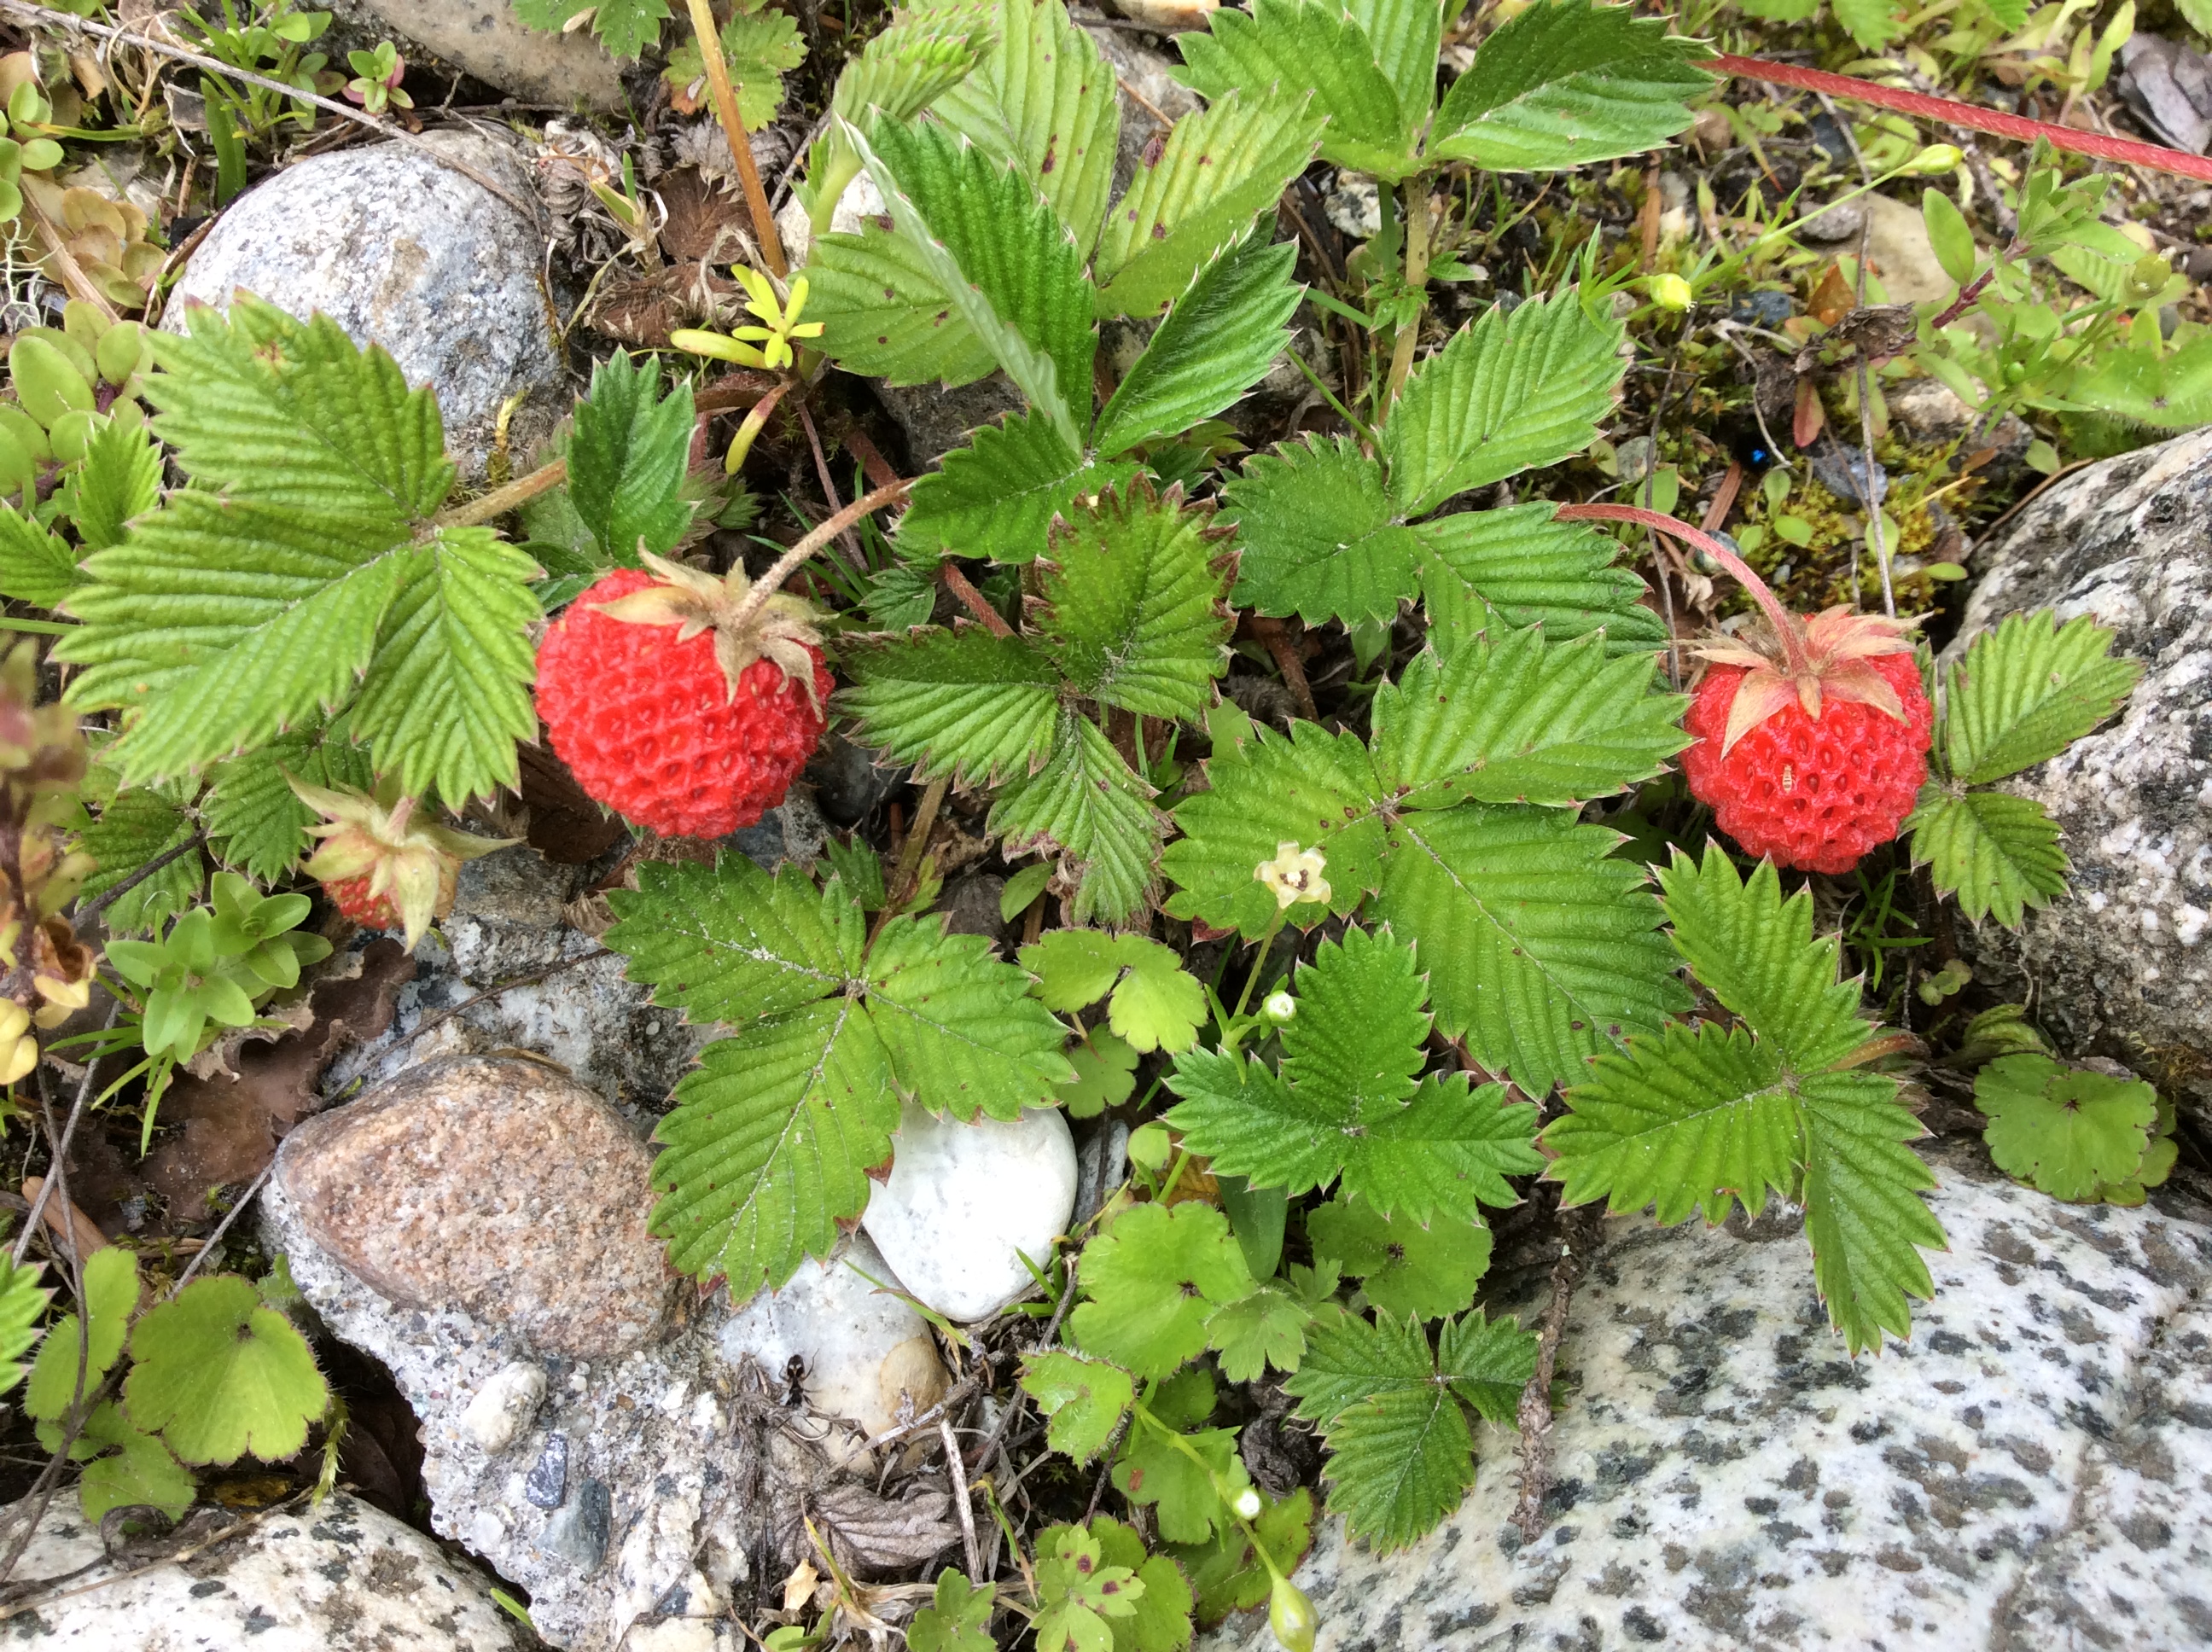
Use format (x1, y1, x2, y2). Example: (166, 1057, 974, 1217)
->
(534, 555, 832, 841)
(292, 781, 514, 950)
(1681, 606, 1933, 875)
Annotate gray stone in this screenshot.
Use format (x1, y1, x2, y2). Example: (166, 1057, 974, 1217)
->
(460, 1359, 549, 1453)
(276, 1054, 675, 1357)
(543, 1478, 613, 1573)
(1947, 428, 2212, 1131)
(806, 729, 909, 827)
(723, 789, 829, 872)
(166, 130, 564, 481)
(1323, 172, 1382, 241)
(0, 1490, 524, 1649)
(1199, 1143, 2212, 1652)
(330, 0, 626, 109)
(939, 872, 1009, 944)
(1085, 24, 1200, 201)
(528, 1431, 571, 1508)
(877, 372, 1027, 469)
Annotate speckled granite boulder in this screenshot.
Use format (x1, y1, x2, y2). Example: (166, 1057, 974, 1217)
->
(166, 129, 562, 480)
(1944, 427, 2212, 1133)
(0, 1490, 523, 1649)
(276, 1054, 675, 1357)
(1199, 1143, 2212, 1652)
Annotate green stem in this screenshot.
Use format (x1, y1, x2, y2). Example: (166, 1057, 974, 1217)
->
(1231, 905, 1289, 1025)
(434, 458, 568, 530)
(1382, 175, 1433, 410)
(1129, 1401, 1289, 1579)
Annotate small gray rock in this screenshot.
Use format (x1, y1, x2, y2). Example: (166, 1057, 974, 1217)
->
(1323, 172, 1382, 241)
(460, 1360, 548, 1454)
(0, 1490, 524, 1649)
(527, 1432, 570, 1508)
(806, 730, 908, 827)
(166, 130, 565, 481)
(1799, 198, 1866, 241)
(542, 1478, 613, 1573)
(938, 873, 1008, 944)
(877, 373, 1028, 469)
(1086, 25, 1200, 201)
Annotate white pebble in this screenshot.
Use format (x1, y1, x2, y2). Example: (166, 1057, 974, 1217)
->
(457, 1362, 547, 1454)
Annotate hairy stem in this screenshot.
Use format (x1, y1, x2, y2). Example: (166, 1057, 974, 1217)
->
(1382, 177, 1433, 409)
(434, 459, 568, 531)
(725, 477, 911, 637)
(1557, 503, 1814, 672)
(684, 0, 789, 277)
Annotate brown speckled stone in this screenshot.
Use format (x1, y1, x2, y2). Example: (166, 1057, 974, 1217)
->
(276, 1054, 672, 1357)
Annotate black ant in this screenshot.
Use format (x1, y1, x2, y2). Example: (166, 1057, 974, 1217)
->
(781, 1354, 809, 1409)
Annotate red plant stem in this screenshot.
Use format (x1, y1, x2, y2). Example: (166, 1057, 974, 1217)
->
(940, 562, 1015, 638)
(1556, 502, 1815, 672)
(1713, 54, 2212, 184)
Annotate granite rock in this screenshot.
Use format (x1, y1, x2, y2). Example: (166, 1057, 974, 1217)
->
(1086, 24, 1200, 200)
(166, 130, 564, 480)
(876, 373, 1027, 469)
(332, 0, 625, 108)
(863, 1102, 1079, 1321)
(276, 1054, 674, 1357)
(1946, 427, 2212, 1132)
(0, 1490, 523, 1649)
(1198, 1143, 2212, 1652)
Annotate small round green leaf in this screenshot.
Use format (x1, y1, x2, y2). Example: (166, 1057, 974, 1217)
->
(124, 1275, 329, 1466)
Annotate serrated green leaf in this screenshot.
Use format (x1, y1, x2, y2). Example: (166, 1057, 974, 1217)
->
(1161, 721, 1386, 939)
(1345, 0, 1443, 134)
(930, 0, 1119, 258)
(1309, 1197, 1491, 1321)
(1831, 0, 1904, 49)
(1543, 1021, 1806, 1224)
(79, 784, 201, 935)
(73, 416, 162, 552)
(1093, 90, 1324, 318)
(346, 527, 541, 803)
(1801, 1072, 1941, 1353)
(1034, 1522, 1147, 1652)
(123, 1274, 328, 1465)
(666, 3, 806, 127)
(1037, 486, 1232, 718)
(1113, 1406, 1249, 1544)
(0, 1257, 49, 1397)
(1224, 435, 1417, 629)
(1093, 235, 1300, 460)
(606, 855, 862, 1027)
(567, 351, 696, 564)
(1071, 1201, 1254, 1380)
(514, 0, 670, 57)
(910, 1570, 996, 1652)
(1206, 1284, 1310, 1381)
(840, 625, 1062, 785)
(1167, 1488, 1313, 1625)
(1906, 787, 2069, 928)
(864, 914, 1075, 1121)
(1976, 1053, 2157, 1203)
(1370, 631, 1686, 806)
(809, 221, 1000, 387)
(204, 723, 375, 885)
(1412, 504, 1667, 654)
(898, 410, 1139, 565)
(1939, 611, 2139, 785)
(1092, 1517, 1195, 1652)
(1380, 290, 1626, 518)
(1062, 1028, 1140, 1116)
(854, 118, 1095, 446)
(1429, 0, 1712, 172)
(1376, 806, 1685, 1094)
(1176, 0, 1416, 178)
(992, 706, 1162, 925)
(0, 500, 81, 608)
(74, 1400, 195, 1521)
(1022, 1348, 1136, 1462)
(1656, 844, 1871, 1069)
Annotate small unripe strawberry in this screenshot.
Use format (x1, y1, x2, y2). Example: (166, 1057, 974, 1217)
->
(293, 781, 513, 950)
(534, 555, 831, 841)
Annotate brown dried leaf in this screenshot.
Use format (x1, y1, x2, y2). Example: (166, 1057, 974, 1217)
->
(794, 1481, 960, 1577)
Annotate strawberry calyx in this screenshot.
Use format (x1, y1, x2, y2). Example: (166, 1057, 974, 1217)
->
(1553, 501, 1920, 753)
(588, 550, 826, 715)
(289, 778, 515, 951)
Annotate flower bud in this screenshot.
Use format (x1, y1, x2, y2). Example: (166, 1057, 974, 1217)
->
(1908, 143, 1963, 175)
(1649, 272, 1693, 311)
(1233, 1486, 1264, 1519)
(1268, 1575, 1319, 1652)
(1261, 990, 1296, 1025)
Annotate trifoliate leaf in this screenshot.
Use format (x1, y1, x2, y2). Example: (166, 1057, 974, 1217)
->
(1176, 0, 1417, 179)
(909, 1570, 996, 1652)
(1093, 90, 1325, 318)
(1379, 290, 1627, 518)
(1023, 1349, 1137, 1463)
(59, 300, 537, 803)
(1225, 435, 1420, 629)
(204, 722, 375, 886)
(26, 1245, 140, 1425)
(1090, 1515, 1196, 1652)
(1034, 1523, 1146, 1652)
(0, 1258, 49, 1397)
(664, 1, 806, 127)
(1939, 611, 2139, 785)
(1022, 930, 1206, 1055)
(73, 416, 162, 552)
(1412, 505, 1668, 654)
(1976, 1053, 2159, 1202)
(566, 350, 696, 565)
(808, 221, 999, 388)
(930, 0, 1118, 259)
(514, 0, 671, 58)
(1070, 1201, 1254, 1380)
(1092, 234, 1301, 459)
(609, 857, 1069, 1295)
(123, 1274, 328, 1465)
(1656, 844, 1871, 1070)
(0, 500, 81, 608)
(1906, 788, 2069, 928)
(1062, 1028, 1141, 1118)
(1114, 1402, 1251, 1544)
(1429, 0, 1713, 172)
(1370, 631, 1686, 807)
(1167, 1488, 1313, 1626)
(1375, 806, 1685, 1095)
(898, 410, 1139, 566)
(993, 706, 1165, 925)
(854, 118, 1095, 448)
(1206, 1283, 1312, 1382)
(75, 1400, 195, 1521)
(1164, 927, 1543, 1221)
(840, 625, 1062, 786)
(1036, 484, 1234, 721)
(1308, 1197, 1491, 1322)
